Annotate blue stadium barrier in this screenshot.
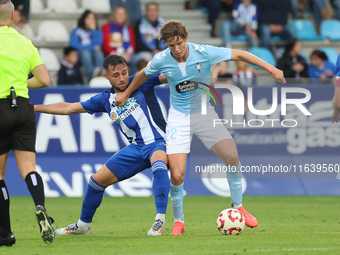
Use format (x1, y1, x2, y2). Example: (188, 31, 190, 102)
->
(5, 86, 340, 197)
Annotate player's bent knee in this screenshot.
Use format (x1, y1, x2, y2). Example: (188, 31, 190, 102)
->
(92, 165, 119, 187)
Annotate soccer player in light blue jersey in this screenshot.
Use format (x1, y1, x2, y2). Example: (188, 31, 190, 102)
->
(116, 20, 286, 235)
(331, 55, 340, 123)
(34, 55, 170, 236)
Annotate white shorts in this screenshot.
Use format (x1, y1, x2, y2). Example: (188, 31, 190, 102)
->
(166, 106, 233, 155)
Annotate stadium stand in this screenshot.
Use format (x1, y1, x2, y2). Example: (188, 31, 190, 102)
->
(47, 0, 83, 13)
(36, 20, 70, 42)
(290, 20, 325, 41)
(26, 0, 340, 84)
(320, 19, 340, 41)
(88, 77, 112, 87)
(82, 0, 111, 14)
(30, 0, 50, 13)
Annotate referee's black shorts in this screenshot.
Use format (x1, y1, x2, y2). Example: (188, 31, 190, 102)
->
(0, 97, 36, 155)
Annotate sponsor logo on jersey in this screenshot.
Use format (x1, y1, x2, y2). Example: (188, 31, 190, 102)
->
(166, 71, 173, 77)
(110, 97, 140, 124)
(175, 80, 199, 93)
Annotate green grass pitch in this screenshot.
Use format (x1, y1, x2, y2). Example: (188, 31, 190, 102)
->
(2, 196, 340, 255)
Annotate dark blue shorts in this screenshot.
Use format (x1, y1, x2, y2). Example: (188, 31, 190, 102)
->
(105, 140, 166, 181)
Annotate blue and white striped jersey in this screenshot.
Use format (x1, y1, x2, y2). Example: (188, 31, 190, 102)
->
(81, 74, 166, 145)
(232, 1, 258, 30)
(145, 42, 232, 114)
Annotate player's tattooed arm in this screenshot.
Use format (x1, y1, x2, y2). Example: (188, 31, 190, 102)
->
(158, 73, 168, 84)
(230, 49, 286, 84)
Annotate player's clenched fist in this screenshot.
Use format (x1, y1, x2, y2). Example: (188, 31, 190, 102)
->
(271, 68, 286, 84)
(115, 92, 128, 107)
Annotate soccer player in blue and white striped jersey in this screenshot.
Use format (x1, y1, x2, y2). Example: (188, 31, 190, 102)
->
(34, 55, 170, 236)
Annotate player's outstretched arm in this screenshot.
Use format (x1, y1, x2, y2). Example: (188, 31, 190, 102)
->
(28, 65, 50, 89)
(34, 102, 87, 115)
(230, 49, 286, 84)
(331, 86, 340, 123)
(115, 68, 150, 107)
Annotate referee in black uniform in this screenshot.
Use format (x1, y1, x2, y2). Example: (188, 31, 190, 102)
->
(0, 0, 54, 246)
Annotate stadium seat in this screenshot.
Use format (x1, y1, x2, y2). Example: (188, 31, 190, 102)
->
(39, 48, 60, 72)
(320, 20, 340, 41)
(37, 21, 70, 42)
(319, 47, 340, 66)
(82, 0, 111, 13)
(290, 20, 324, 41)
(231, 35, 247, 41)
(248, 47, 276, 69)
(89, 77, 112, 88)
(30, 0, 50, 13)
(47, 0, 83, 13)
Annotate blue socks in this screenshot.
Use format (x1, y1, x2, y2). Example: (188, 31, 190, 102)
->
(227, 162, 243, 206)
(80, 176, 105, 223)
(170, 183, 184, 222)
(152, 160, 170, 214)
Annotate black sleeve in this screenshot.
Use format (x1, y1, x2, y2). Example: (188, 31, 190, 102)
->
(57, 66, 66, 85)
(134, 21, 152, 53)
(277, 55, 295, 78)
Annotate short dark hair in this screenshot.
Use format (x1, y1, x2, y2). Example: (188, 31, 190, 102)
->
(64, 46, 77, 56)
(310, 50, 328, 61)
(146, 2, 159, 9)
(103, 55, 128, 70)
(77, 10, 98, 30)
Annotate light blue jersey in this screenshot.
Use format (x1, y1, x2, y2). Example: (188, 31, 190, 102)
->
(145, 42, 232, 114)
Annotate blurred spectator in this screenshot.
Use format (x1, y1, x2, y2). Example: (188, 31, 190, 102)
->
(308, 49, 336, 82)
(329, 0, 340, 20)
(12, 9, 32, 39)
(201, 0, 234, 37)
(131, 2, 166, 73)
(70, 10, 105, 82)
(102, 6, 136, 63)
(211, 61, 233, 83)
(306, 0, 340, 32)
(289, 0, 300, 19)
(233, 60, 257, 86)
(135, 59, 148, 75)
(277, 39, 309, 82)
(58, 47, 84, 85)
(220, 0, 258, 48)
(11, 0, 29, 21)
(254, 0, 296, 49)
(134, 2, 166, 56)
(110, 0, 142, 26)
(308, 0, 331, 31)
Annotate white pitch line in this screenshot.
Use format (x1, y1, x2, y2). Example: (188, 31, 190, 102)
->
(118, 247, 338, 255)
